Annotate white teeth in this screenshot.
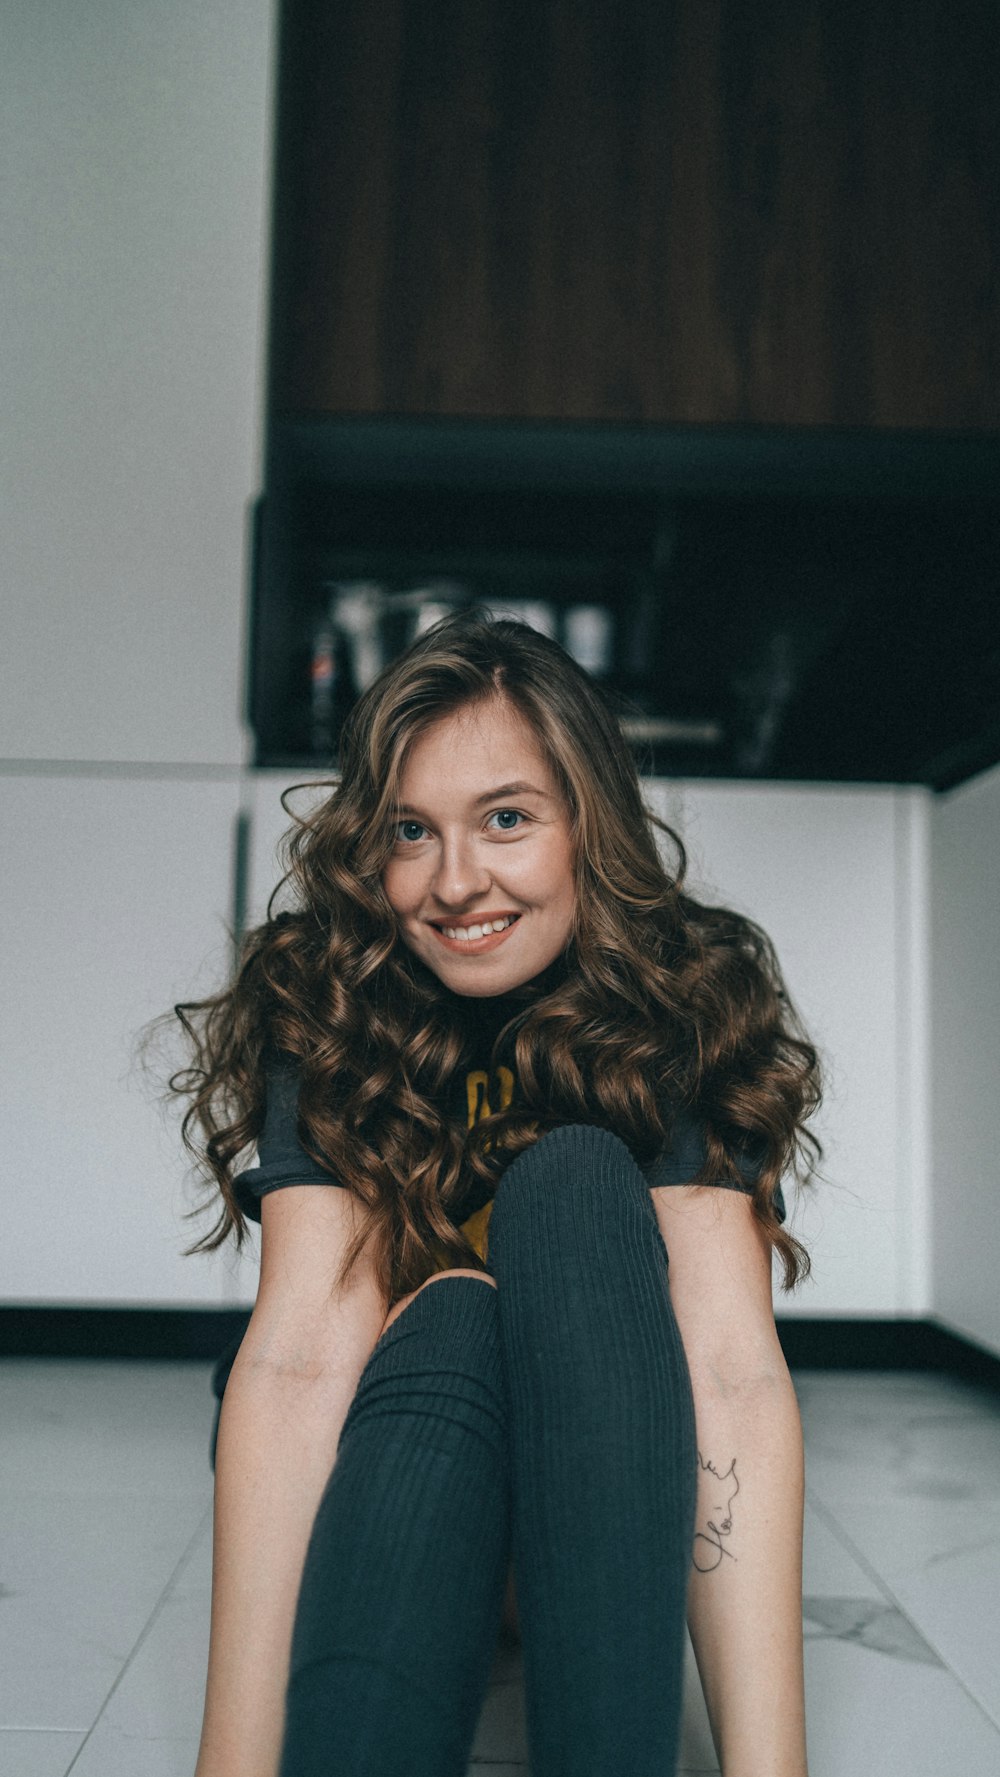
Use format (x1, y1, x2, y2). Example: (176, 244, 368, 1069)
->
(440, 915, 516, 941)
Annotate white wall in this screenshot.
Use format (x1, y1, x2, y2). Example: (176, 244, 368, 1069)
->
(1, 0, 274, 1308)
(929, 762, 1000, 1358)
(1, 0, 274, 766)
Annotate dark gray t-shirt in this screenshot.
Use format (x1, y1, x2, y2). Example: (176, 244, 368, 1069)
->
(233, 993, 786, 1228)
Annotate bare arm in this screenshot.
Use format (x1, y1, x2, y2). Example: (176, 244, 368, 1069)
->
(650, 1184, 809, 1777)
(195, 1188, 389, 1777)
(685, 1356, 807, 1777)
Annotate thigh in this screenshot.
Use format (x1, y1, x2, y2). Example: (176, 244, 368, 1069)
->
(379, 1268, 497, 1338)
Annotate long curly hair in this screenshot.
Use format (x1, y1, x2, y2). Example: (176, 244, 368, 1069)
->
(159, 609, 824, 1306)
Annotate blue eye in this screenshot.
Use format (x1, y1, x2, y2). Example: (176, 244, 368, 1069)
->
(395, 819, 427, 843)
(488, 809, 525, 831)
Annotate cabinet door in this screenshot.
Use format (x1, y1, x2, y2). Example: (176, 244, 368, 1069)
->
(271, 0, 999, 429)
(1, 772, 259, 1305)
(647, 777, 912, 1321)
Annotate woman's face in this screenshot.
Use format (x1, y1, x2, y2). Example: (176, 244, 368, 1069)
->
(381, 697, 577, 997)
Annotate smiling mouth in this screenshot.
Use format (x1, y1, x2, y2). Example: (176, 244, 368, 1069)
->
(429, 912, 522, 944)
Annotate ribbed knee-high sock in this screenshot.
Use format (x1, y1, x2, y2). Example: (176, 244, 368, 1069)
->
(279, 1276, 510, 1777)
(486, 1123, 698, 1777)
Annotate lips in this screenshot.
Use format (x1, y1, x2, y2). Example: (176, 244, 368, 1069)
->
(427, 912, 522, 953)
(428, 913, 521, 934)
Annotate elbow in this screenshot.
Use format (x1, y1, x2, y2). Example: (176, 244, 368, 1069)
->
(688, 1338, 793, 1401)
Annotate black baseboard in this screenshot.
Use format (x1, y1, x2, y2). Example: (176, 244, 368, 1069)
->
(774, 1316, 1000, 1392)
(1, 1307, 999, 1391)
(0, 1306, 254, 1362)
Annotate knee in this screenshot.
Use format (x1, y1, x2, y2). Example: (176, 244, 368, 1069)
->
(530, 1122, 637, 1167)
(379, 1268, 496, 1338)
(496, 1121, 646, 1204)
(488, 1122, 658, 1266)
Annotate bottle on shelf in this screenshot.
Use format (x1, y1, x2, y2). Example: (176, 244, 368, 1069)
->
(308, 616, 357, 761)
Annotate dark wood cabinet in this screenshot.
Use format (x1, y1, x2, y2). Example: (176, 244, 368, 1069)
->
(255, 3, 1000, 793)
(268, 0, 1000, 429)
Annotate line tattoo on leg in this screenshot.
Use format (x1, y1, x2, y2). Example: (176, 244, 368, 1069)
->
(692, 1452, 739, 1571)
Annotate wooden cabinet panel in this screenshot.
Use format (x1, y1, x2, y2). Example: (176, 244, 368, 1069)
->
(269, 0, 999, 429)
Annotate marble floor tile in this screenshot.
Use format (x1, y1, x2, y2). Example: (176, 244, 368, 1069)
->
(0, 1730, 85, 1777)
(83, 1580, 211, 1743)
(0, 1491, 206, 1730)
(163, 1509, 212, 1602)
(794, 1371, 1000, 1505)
(803, 1593, 944, 1666)
(802, 1497, 884, 1596)
(802, 1632, 1000, 1775)
(5, 1360, 999, 1774)
(64, 1721, 201, 1777)
(816, 1494, 1000, 1728)
(0, 1360, 216, 1500)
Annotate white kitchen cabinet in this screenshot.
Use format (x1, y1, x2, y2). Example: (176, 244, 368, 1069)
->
(929, 762, 1000, 1359)
(0, 762, 930, 1320)
(1, 770, 259, 1305)
(645, 780, 926, 1322)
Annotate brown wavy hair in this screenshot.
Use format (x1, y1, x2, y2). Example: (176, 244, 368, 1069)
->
(157, 608, 824, 1307)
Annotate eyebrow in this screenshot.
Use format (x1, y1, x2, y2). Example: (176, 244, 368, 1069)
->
(394, 780, 555, 815)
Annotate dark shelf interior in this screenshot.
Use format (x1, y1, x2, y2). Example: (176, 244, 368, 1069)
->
(250, 419, 1000, 791)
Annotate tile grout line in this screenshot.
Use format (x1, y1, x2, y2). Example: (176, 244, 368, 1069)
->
(62, 1499, 214, 1775)
(804, 1483, 1000, 1740)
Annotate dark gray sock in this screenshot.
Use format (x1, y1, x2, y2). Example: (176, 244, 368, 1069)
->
(486, 1122, 698, 1776)
(279, 1275, 510, 1777)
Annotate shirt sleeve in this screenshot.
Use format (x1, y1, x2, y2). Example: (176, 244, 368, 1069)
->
(640, 1102, 787, 1226)
(233, 1053, 345, 1224)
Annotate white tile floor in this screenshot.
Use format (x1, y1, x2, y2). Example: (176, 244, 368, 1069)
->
(2, 1361, 999, 1776)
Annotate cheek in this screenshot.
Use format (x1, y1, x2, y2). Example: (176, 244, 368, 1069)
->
(380, 859, 410, 913)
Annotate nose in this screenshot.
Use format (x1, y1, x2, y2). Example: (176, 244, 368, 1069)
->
(430, 833, 492, 908)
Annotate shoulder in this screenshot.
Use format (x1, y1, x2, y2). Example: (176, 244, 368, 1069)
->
(233, 1048, 342, 1221)
(642, 1096, 787, 1224)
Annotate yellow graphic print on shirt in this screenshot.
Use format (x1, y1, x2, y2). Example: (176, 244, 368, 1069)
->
(433, 1064, 514, 1274)
(465, 1065, 514, 1137)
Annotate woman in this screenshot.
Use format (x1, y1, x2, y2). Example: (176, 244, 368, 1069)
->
(169, 609, 822, 1777)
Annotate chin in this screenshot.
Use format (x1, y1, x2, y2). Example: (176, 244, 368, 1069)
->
(443, 956, 558, 995)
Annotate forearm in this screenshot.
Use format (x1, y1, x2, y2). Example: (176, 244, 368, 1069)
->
(684, 1361, 808, 1777)
(195, 1354, 361, 1777)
